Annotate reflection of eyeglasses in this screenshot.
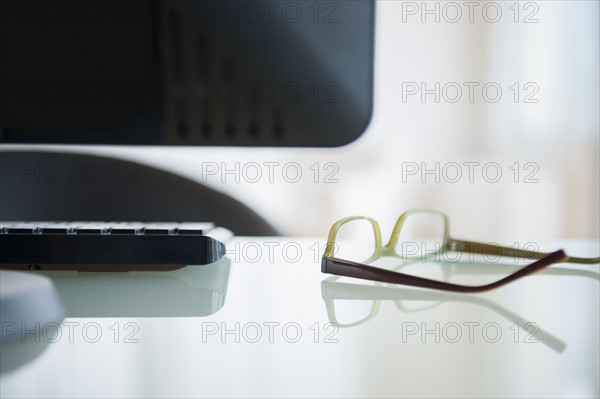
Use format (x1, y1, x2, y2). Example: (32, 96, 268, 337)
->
(321, 209, 599, 293)
(321, 278, 567, 353)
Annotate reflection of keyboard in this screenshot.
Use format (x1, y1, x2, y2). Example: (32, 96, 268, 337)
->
(0, 222, 232, 271)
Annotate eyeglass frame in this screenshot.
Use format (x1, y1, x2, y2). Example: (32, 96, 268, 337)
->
(320, 209, 592, 293)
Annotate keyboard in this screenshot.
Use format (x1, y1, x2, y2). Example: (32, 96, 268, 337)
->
(0, 222, 232, 271)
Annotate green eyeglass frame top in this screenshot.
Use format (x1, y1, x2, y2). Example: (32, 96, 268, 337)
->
(323, 209, 599, 264)
(323, 209, 450, 261)
(321, 209, 599, 293)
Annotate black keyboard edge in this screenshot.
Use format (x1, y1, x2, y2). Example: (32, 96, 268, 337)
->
(0, 234, 226, 266)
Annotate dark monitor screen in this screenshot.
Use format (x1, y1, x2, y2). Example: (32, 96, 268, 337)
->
(0, 0, 375, 147)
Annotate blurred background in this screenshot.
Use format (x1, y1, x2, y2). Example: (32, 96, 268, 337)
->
(4, 0, 599, 243)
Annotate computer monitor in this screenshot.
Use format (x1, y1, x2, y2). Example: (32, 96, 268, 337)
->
(0, 0, 375, 147)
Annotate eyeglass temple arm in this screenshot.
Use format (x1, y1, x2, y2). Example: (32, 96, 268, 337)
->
(446, 239, 599, 265)
(322, 250, 568, 293)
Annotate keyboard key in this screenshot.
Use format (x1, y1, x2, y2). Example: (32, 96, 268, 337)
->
(176, 222, 214, 235)
(108, 222, 146, 235)
(41, 222, 77, 234)
(2, 222, 42, 234)
(143, 223, 179, 235)
(73, 222, 115, 235)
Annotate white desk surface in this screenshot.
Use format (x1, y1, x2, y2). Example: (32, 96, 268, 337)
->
(1, 238, 598, 398)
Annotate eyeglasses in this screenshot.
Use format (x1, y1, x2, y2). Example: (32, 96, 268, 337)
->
(321, 209, 600, 293)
